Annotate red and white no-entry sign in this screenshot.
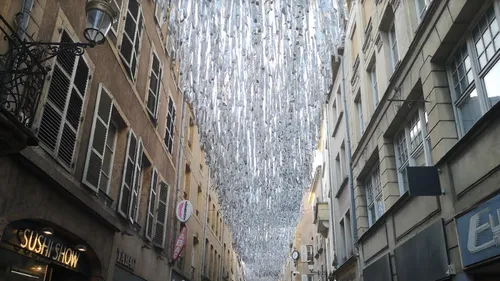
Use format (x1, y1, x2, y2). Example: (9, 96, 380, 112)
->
(176, 200, 193, 223)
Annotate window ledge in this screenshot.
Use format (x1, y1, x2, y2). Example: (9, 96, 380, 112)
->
(358, 191, 410, 242)
(335, 176, 349, 199)
(436, 100, 500, 166)
(332, 111, 344, 137)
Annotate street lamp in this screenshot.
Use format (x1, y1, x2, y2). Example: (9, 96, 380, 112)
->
(0, 0, 117, 155)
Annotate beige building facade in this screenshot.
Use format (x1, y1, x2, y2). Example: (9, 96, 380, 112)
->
(341, 0, 500, 281)
(0, 1, 244, 281)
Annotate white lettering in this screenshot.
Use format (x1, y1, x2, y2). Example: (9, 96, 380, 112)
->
(468, 208, 495, 253)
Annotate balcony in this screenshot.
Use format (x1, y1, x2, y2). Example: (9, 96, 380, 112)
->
(313, 197, 329, 234)
(0, 15, 42, 156)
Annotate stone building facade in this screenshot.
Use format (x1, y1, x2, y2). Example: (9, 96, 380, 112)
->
(341, 0, 500, 280)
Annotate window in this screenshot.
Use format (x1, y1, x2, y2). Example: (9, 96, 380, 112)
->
(145, 168, 158, 240)
(37, 30, 91, 170)
(165, 97, 176, 154)
(83, 85, 117, 193)
(335, 154, 342, 189)
(388, 22, 399, 70)
(109, 0, 124, 36)
(370, 65, 379, 106)
(119, 0, 143, 80)
(448, 3, 500, 135)
(339, 219, 346, 262)
(153, 181, 169, 247)
(365, 165, 383, 226)
(331, 99, 338, 126)
(394, 106, 431, 194)
(415, 0, 432, 21)
(355, 98, 364, 134)
(340, 143, 348, 181)
(306, 245, 314, 262)
(147, 50, 163, 119)
(336, 90, 342, 117)
(117, 130, 144, 222)
(184, 164, 191, 199)
(344, 212, 352, 257)
(196, 185, 202, 216)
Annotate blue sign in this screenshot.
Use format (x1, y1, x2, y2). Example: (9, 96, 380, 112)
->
(456, 193, 500, 267)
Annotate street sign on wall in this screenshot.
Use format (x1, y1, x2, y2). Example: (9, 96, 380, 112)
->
(456, 193, 500, 267)
(173, 226, 188, 261)
(176, 200, 193, 223)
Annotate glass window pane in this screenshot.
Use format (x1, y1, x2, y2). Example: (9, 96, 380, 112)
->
(458, 88, 482, 133)
(484, 60, 500, 107)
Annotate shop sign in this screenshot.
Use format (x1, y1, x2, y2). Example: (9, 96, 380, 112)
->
(172, 226, 187, 261)
(18, 228, 80, 268)
(117, 248, 136, 270)
(176, 200, 193, 223)
(456, 193, 500, 267)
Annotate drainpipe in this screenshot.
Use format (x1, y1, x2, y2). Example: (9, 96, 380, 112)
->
(340, 55, 358, 244)
(17, 0, 34, 39)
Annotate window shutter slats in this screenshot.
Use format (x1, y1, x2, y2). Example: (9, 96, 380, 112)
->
(129, 139, 143, 222)
(83, 87, 113, 192)
(38, 30, 90, 170)
(145, 168, 158, 240)
(153, 182, 168, 248)
(119, 130, 137, 217)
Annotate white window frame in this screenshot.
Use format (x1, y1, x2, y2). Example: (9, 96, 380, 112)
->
(446, 1, 500, 137)
(415, 0, 432, 22)
(119, 0, 144, 81)
(388, 22, 399, 70)
(356, 99, 364, 134)
(100, 122, 118, 193)
(146, 47, 163, 120)
(365, 165, 383, 227)
(393, 106, 432, 195)
(165, 96, 176, 154)
(109, 0, 125, 37)
(145, 167, 158, 240)
(370, 65, 378, 106)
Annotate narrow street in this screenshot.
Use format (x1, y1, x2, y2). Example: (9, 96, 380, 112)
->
(0, 1, 500, 281)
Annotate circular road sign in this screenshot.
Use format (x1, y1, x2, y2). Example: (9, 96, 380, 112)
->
(176, 200, 193, 223)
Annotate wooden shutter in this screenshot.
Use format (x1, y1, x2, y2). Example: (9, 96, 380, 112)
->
(118, 130, 137, 217)
(38, 30, 90, 169)
(119, 0, 143, 80)
(129, 139, 143, 222)
(145, 168, 158, 240)
(165, 97, 176, 153)
(83, 86, 113, 192)
(147, 51, 162, 118)
(301, 245, 307, 262)
(153, 182, 168, 248)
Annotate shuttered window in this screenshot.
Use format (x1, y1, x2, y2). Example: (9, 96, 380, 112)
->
(83, 85, 115, 193)
(164, 97, 176, 154)
(153, 182, 169, 248)
(119, 0, 143, 80)
(145, 168, 158, 240)
(118, 130, 143, 220)
(154, 0, 165, 26)
(147, 50, 163, 119)
(38, 30, 90, 170)
(128, 139, 143, 223)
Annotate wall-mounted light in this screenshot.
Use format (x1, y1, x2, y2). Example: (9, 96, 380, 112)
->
(75, 245, 87, 252)
(41, 228, 53, 236)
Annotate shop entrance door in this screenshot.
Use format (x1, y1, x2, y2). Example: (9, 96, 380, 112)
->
(46, 265, 87, 281)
